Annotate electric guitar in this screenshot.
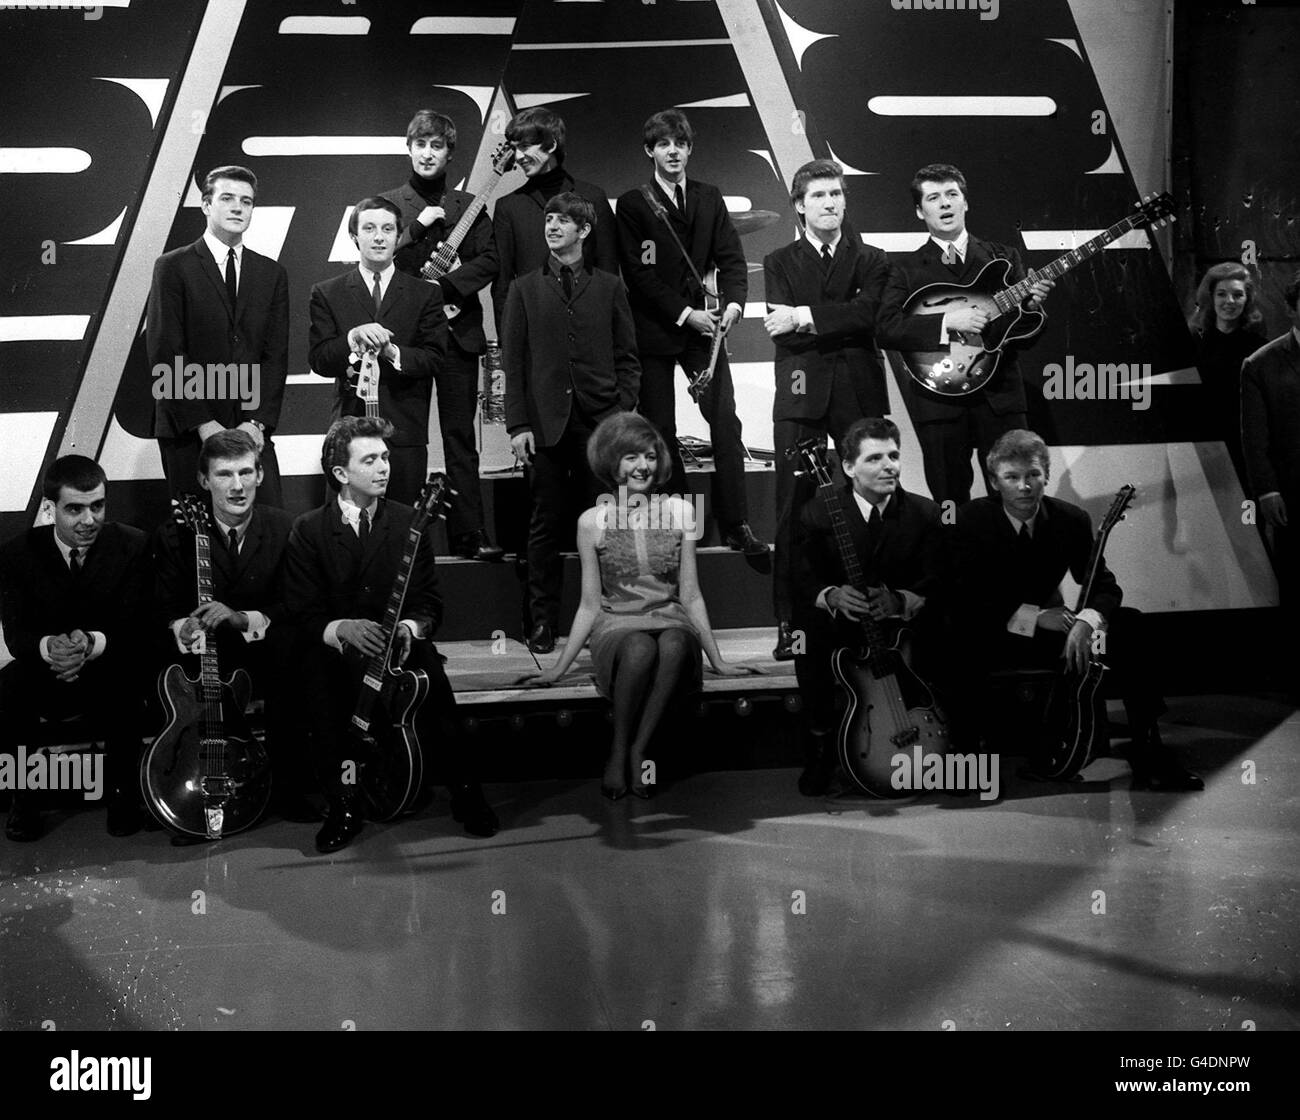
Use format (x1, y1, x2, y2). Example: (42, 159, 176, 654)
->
(418, 142, 515, 321)
(1037, 484, 1136, 780)
(687, 266, 729, 404)
(347, 474, 447, 821)
(351, 346, 380, 419)
(896, 193, 1176, 396)
(796, 441, 949, 798)
(141, 494, 272, 839)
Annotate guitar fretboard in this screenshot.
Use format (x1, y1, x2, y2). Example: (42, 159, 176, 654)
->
(352, 522, 424, 730)
(421, 174, 506, 280)
(193, 530, 226, 769)
(817, 481, 891, 673)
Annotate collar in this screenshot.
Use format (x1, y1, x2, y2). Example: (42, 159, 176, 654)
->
(930, 229, 969, 260)
(852, 490, 891, 521)
(203, 229, 242, 266)
(1003, 500, 1047, 535)
(409, 171, 446, 204)
(337, 494, 379, 532)
(212, 508, 253, 544)
(805, 228, 843, 255)
(655, 171, 687, 205)
(52, 531, 80, 568)
(357, 262, 395, 287)
(547, 254, 585, 279)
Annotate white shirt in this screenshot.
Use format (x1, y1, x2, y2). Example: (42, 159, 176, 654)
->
(203, 229, 243, 291)
(930, 228, 969, 263)
(40, 534, 106, 664)
(356, 262, 396, 304)
(655, 171, 687, 208)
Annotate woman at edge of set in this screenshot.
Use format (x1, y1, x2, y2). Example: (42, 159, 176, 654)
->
(522, 413, 752, 799)
(1188, 261, 1268, 480)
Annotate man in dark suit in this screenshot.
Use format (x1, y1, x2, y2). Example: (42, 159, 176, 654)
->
(0, 457, 151, 840)
(502, 193, 641, 653)
(383, 109, 503, 562)
(147, 165, 289, 505)
(309, 196, 448, 508)
(283, 416, 498, 852)
(492, 107, 618, 324)
(764, 159, 892, 659)
(952, 429, 1201, 790)
(152, 430, 311, 819)
(792, 418, 946, 795)
(616, 109, 766, 556)
(877, 163, 1052, 507)
(1241, 269, 1300, 642)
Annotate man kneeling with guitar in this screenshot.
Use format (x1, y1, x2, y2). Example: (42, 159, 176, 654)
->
(792, 418, 949, 797)
(951, 430, 1201, 790)
(284, 416, 498, 853)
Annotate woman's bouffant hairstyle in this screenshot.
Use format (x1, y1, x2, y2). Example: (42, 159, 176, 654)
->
(1188, 261, 1263, 334)
(587, 413, 674, 492)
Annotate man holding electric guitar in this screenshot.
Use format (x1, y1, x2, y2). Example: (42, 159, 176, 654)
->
(383, 109, 505, 563)
(615, 109, 768, 557)
(308, 196, 448, 507)
(877, 163, 1054, 508)
(283, 417, 498, 853)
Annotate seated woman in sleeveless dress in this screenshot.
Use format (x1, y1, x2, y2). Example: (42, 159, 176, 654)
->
(523, 413, 751, 798)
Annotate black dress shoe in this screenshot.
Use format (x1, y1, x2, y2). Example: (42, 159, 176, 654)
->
(1126, 728, 1204, 793)
(5, 799, 42, 843)
(314, 798, 364, 853)
(453, 530, 505, 563)
(527, 621, 556, 654)
(772, 620, 796, 661)
(722, 522, 770, 557)
(449, 782, 499, 837)
(106, 791, 142, 837)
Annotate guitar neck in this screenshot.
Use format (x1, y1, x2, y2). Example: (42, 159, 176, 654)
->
(421, 177, 502, 279)
(994, 212, 1149, 314)
(817, 483, 888, 654)
(193, 531, 225, 743)
(351, 520, 424, 726)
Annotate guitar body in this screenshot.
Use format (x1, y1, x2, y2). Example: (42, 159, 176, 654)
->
(353, 663, 428, 822)
(832, 636, 949, 799)
(687, 266, 726, 403)
(142, 663, 272, 838)
(1039, 660, 1109, 780)
(899, 259, 1044, 396)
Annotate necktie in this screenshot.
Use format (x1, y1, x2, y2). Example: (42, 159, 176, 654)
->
(820, 243, 833, 275)
(941, 242, 958, 267)
(560, 265, 574, 301)
(359, 508, 371, 549)
(371, 272, 383, 320)
(225, 247, 237, 306)
(69, 547, 81, 574)
(674, 184, 685, 212)
(227, 528, 239, 557)
(1016, 522, 1034, 561)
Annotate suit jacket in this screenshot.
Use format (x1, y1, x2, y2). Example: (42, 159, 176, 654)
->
(794, 483, 944, 645)
(765, 235, 891, 421)
(616, 178, 748, 357)
(308, 268, 448, 446)
(1241, 330, 1300, 501)
(502, 263, 641, 447)
(0, 523, 150, 667)
(953, 494, 1121, 643)
(491, 171, 617, 324)
(877, 235, 1030, 421)
(146, 238, 289, 436)
(153, 504, 294, 665)
(384, 180, 498, 355)
(283, 498, 441, 647)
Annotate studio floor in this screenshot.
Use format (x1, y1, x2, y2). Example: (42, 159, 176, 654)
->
(1, 694, 1297, 1032)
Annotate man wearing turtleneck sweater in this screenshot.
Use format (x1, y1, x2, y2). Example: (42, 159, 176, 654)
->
(491, 108, 617, 324)
(382, 110, 503, 562)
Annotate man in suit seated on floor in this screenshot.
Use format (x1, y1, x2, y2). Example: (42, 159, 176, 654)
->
(951, 429, 1202, 790)
(283, 416, 498, 853)
(152, 429, 313, 820)
(309, 196, 448, 507)
(791, 417, 947, 795)
(502, 191, 641, 654)
(1, 456, 151, 840)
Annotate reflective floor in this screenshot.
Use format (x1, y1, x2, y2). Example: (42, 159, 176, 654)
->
(2, 695, 1297, 1031)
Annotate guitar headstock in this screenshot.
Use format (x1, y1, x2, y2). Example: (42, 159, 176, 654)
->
(354, 348, 380, 406)
(411, 472, 449, 532)
(491, 141, 516, 176)
(172, 492, 210, 536)
(793, 438, 836, 487)
(1099, 484, 1136, 536)
(1132, 192, 1176, 230)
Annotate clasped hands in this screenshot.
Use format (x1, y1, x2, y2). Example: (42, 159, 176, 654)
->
(828, 585, 903, 622)
(47, 630, 92, 683)
(349, 323, 398, 364)
(338, 618, 411, 666)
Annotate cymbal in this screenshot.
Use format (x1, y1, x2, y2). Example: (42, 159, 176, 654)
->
(731, 209, 781, 235)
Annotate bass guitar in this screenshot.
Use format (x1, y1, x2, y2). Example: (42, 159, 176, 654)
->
(417, 142, 515, 321)
(348, 473, 447, 821)
(896, 193, 1175, 396)
(141, 494, 272, 839)
(1037, 484, 1136, 780)
(796, 441, 949, 798)
(687, 266, 729, 404)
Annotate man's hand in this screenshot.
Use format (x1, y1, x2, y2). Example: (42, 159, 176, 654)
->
(685, 308, 718, 337)
(390, 625, 412, 668)
(417, 205, 446, 229)
(1261, 493, 1288, 529)
(349, 322, 394, 352)
(197, 420, 225, 442)
(190, 601, 247, 632)
(944, 306, 990, 335)
(337, 619, 386, 658)
(828, 585, 871, 620)
(1035, 606, 1076, 633)
(510, 430, 536, 466)
(866, 586, 904, 620)
(1024, 277, 1055, 310)
(720, 303, 742, 332)
(48, 632, 88, 682)
(235, 420, 264, 451)
(1063, 618, 1094, 674)
(764, 304, 799, 338)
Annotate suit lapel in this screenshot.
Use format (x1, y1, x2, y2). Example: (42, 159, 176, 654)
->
(348, 270, 376, 322)
(330, 502, 362, 568)
(193, 240, 235, 322)
(359, 501, 391, 580)
(379, 271, 407, 319)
